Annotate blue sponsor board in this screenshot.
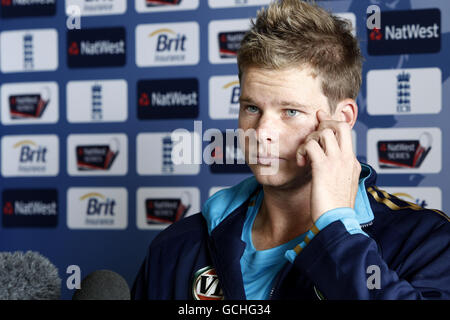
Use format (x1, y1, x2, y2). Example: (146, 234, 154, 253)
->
(367, 9, 440, 55)
(67, 27, 126, 68)
(2, 189, 58, 227)
(209, 131, 251, 174)
(0, 0, 56, 18)
(137, 78, 199, 119)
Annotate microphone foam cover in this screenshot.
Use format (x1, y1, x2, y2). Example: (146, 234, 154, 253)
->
(0, 251, 61, 300)
(72, 269, 130, 300)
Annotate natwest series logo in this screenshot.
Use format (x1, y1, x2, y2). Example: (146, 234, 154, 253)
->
(138, 78, 199, 119)
(145, 192, 191, 224)
(368, 9, 441, 55)
(377, 132, 432, 169)
(8, 87, 50, 119)
(67, 27, 126, 68)
(1, 0, 56, 18)
(136, 22, 199, 67)
(146, 0, 182, 6)
(2, 189, 58, 227)
(76, 139, 120, 171)
(218, 31, 245, 58)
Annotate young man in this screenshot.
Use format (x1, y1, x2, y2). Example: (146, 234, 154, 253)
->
(132, 0, 449, 300)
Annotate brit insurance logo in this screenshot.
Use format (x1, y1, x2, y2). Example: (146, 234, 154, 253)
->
(209, 19, 250, 64)
(67, 188, 127, 230)
(367, 128, 441, 174)
(67, 134, 128, 176)
(2, 189, 58, 228)
(209, 75, 240, 119)
(0, 29, 58, 73)
(136, 0, 198, 13)
(367, 68, 441, 115)
(1, 81, 59, 125)
(1, 135, 59, 177)
(136, 22, 199, 67)
(208, 0, 270, 8)
(136, 187, 200, 230)
(66, 79, 128, 123)
(1, 0, 56, 18)
(65, 0, 126, 16)
(367, 9, 441, 55)
(67, 27, 126, 68)
(136, 132, 201, 175)
(137, 78, 199, 119)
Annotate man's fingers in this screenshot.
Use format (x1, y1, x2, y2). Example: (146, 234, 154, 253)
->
(297, 137, 325, 166)
(316, 111, 353, 152)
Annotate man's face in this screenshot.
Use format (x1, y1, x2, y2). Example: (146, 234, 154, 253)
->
(238, 65, 334, 189)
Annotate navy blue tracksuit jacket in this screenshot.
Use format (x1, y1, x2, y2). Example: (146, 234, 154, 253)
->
(132, 164, 450, 300)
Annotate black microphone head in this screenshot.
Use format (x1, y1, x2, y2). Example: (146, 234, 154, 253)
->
(0, 251, 61, 300)
(72, 270, 130, 300)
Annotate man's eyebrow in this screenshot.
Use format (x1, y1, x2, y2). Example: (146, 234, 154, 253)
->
(239, 96, 312, 109)
(279, 101, 311, 109)
(239, 96, 255, 104)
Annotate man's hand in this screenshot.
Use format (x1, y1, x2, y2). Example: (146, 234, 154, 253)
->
(297, 110, 361, 223)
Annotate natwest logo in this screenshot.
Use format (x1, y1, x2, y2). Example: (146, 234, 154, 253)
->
(67, 27, 126, 68)
(136, 22, 199, 67)
(138, 78, 199, 119)
(368, 9, 441, 55)
(2, 189, 58, 228)
(1, 0, 56, 18)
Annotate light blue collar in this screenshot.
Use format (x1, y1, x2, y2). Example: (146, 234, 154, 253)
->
(202, 164, 375, 234)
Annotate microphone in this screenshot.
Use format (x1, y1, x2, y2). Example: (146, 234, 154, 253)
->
(72, 269, 130, 300)
(0, 251, 61, 300)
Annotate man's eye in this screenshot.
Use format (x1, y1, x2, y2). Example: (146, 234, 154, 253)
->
(286, 109, 299, 117)
(246, 105, 259, 113)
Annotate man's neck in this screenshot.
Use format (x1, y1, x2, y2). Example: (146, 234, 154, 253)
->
(251, 182, 314, 251)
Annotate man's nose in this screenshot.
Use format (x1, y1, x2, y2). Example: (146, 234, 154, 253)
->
(256, 114, 278, 144)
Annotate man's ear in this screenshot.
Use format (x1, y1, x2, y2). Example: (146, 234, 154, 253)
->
(332, 98, 358, 129)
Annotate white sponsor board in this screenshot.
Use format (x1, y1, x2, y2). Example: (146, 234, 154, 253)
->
(136, 187, 200, 230)
(379, 186, 442, 211)
(135, 0, 198, 13)
(67, 133, 128, 176)
(66, 79, 128, 123)
(1, 81, 59, 125)
(137, 132, 201, 175)
(208, 186, 230, 198)
(367, 127, 441, 174)
(208, 0, 270, 8)
(136, 22, 199, 67)
(208, 19, 251, 64)
(0, 29, 58, 73)
(66, 0, 127, 16)
(1, 135, 59, 177)
(367, 68, 441, 115)
(67, 187, 128, 230)
(209, 75, 240, 119)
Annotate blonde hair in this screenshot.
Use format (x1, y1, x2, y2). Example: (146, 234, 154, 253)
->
(237, 0, 363, 111)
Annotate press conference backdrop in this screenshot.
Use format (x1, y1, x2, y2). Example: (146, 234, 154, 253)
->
(0, 0, 448, 300)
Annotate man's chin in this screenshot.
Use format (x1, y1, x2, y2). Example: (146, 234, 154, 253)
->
(249, 164, 311, 189)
